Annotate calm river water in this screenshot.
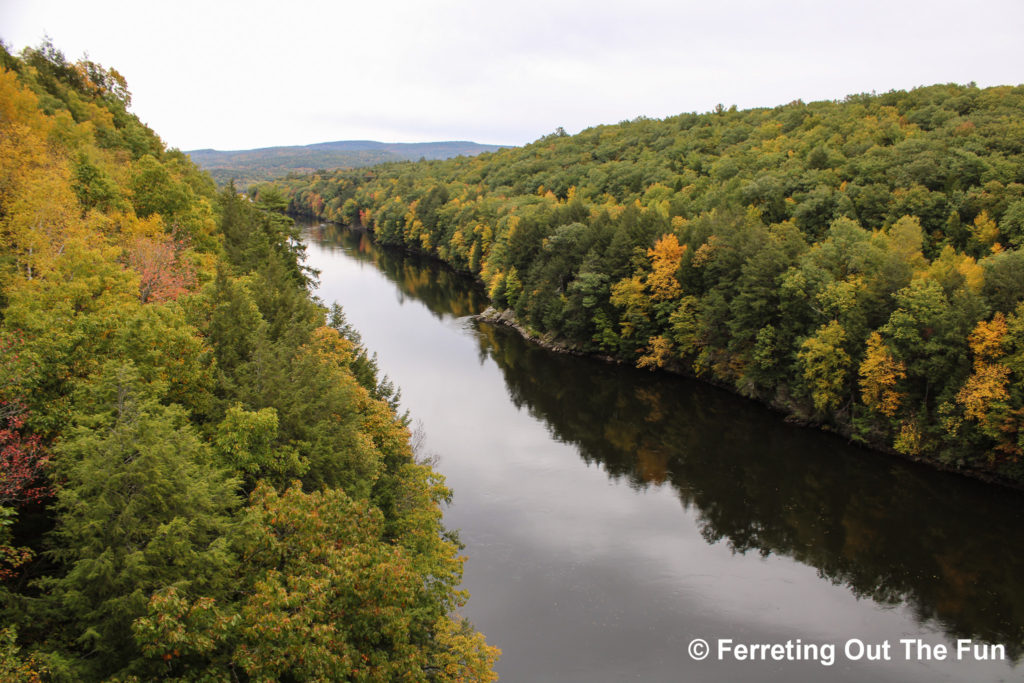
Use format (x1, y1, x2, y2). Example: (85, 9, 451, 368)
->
(304, 221, 1024, 683)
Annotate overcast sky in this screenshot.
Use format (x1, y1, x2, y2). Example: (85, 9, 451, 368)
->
(3, 0, 1023, 152)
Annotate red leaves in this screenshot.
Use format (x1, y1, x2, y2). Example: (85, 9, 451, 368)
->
(0, 402, 51, 507)
(125, 235, 195, 304)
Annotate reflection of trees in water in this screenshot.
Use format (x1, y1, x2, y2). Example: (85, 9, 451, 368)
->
(307, 219, 1024, 661)
(308, 222, 489, 320)
(473, 321, 1024, 660)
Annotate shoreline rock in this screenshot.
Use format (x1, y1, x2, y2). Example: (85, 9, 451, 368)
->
(474, 306, 592, 357)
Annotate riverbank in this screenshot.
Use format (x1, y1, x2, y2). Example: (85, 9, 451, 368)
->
(302, 217, 1024, 682)
(301, 217, 1024, 492)
(475, 306, 591, 356)
(473, 304, 1024, 492)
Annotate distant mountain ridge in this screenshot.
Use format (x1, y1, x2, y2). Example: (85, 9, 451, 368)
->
(186, 139, 510, 186)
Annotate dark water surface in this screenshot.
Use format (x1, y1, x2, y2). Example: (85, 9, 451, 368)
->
(304, 221, 1024, 682)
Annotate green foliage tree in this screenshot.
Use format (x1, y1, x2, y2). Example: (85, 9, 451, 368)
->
(133, 483, 499, 682)
(42, 366, 239, 678)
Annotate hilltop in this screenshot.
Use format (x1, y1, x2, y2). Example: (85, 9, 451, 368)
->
(186, 139, 510, 186)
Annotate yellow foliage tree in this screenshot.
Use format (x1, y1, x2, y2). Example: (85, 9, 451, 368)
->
(969, 209, 1001, 249)
(646, 233, 686, 301)
(957, 363, 1011, 422)
(957, 313, 1011, 426)
(797, 321, 851, 414)
(859, 332, 907, 417)
(894, 419, 923, 456)
(609, 275, 649, 340)
(967, 312, 1007, 360)
(637, 335, 673, 369)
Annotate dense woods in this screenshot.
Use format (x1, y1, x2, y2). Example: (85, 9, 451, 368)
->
(272, 83, 1024, 486)
(0, 42, 497, 681)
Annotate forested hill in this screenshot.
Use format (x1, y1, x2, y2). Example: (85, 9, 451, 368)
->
(268, 83, 1024, 487)
(186, 139, 509, 187)
(0, 41, 498, 680)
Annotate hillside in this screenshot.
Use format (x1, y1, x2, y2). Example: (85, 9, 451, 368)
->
(0, 41, 498, 680)
(267, 83, 1024, 486)
(186, 139, 510, 187)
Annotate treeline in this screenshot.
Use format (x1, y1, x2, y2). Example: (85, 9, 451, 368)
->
(187, 140, 508, 188)
(268, 83, 1024, 485)
(0, 41, 497, 681)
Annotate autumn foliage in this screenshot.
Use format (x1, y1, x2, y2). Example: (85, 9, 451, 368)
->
(0, 404, 50, 507)
(0, 41, 497, 681)
(274, 80, 1024, 483)
(125, 234, 195, 303)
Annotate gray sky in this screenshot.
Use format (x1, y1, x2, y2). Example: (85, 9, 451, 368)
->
(2, 0, 1023, 151)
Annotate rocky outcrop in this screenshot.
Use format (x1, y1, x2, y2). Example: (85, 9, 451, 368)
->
(474, 307, 591, 356)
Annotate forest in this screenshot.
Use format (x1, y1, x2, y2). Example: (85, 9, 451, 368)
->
(268, 83, 1024, 486)
(187, 140, 507, 188)
(0, 41, 498, 680)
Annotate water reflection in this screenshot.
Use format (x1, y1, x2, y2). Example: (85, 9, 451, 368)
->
(305, 221, 1024, 675)
(473, 322, 1024, 660)
(308, 223, 489, 319)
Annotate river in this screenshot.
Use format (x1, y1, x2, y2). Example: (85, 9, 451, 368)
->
(304, 220, 1024, 682)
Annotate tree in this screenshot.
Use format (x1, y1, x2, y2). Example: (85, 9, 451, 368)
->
(968, 209, 1001, 253)
(610, 275, 650, 343)
(859, 331, 907, 417)
(0, 627, 46, 682)
(797, 321, 851, 414)
(133, 483, 499, 682)
(956, 314, 1012, 442)
(646, 233, 685, 301)
(43, 368, 239, 678)
(129, 155, 189, 219)
(0, 403, 50, 507)
(880, 278, 974, 402)
(213, 403, 305, 486)
(124, 234, 194, 303)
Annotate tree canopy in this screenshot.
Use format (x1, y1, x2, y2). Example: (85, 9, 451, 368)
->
(0, 40, 497, 681)
(273, 82, 1024, 485)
